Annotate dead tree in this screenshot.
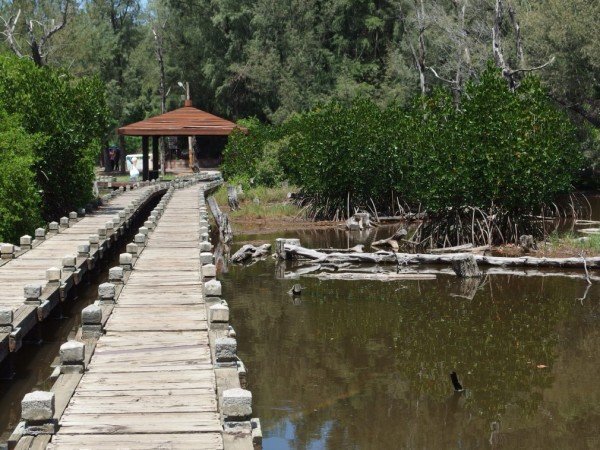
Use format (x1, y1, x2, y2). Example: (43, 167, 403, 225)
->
(152, 23, 168, 177)
(492, 0, 554, 89)
(1, 1, 71, 67)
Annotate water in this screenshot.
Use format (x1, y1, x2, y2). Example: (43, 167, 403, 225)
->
(220, 228, 600, 449)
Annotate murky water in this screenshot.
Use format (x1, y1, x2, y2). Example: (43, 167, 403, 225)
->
(221, 228, 600, 450)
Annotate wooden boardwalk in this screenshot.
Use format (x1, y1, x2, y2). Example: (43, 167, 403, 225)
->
(0, 184, 160, 364)
(48, 184, 223, 449)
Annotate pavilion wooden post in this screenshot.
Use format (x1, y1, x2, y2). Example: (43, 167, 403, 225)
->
(118, 135, 127, 175)
(152, 136, 160, 180)
(142, 136, 149, 181)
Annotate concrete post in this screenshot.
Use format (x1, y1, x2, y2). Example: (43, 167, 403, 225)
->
(59, 216, 69, 230)
(202, 263, 216, 278)
(204, 279, 222, 297)
(20, 235, 32, 250)
(120, 253, 133, 271)
(138, 227, 149, 236)
(82, 304, 102, 338)
(0, 309, 13, 333)
(210, 301, 229, 323)
(34, 228, 46, 241)
(0, 244, 15, 260)
(24, 284, 42, 304)
(59, 340, 85, 374)
(68, 211, 78, 225)
(222, 388, 252, 420)
(134, 233, 146, 247)
(78, 244, 90, 258)
(200, 252, 213, 265)
(89, 234, 100, 246)
(21, 391, 56, 434)
(215, 337, 237, 362)
(62, 255, 77, 273)
(200, 241, 213, 252)
(46, 267, 61, 283)
(108, 266, 124, 284)
(126, 243, 138, 255)
(48, 221, 59, 234)
(104, 221, 114, 237)
(98, 282, 116, 303)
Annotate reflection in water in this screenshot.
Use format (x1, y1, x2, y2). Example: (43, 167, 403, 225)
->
(221, 229, 600, 449)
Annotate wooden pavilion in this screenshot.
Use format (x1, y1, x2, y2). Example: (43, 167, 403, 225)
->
(117, 100, 244, 180)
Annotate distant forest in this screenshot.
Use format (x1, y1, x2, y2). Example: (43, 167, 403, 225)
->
(1, 1, 598, 134)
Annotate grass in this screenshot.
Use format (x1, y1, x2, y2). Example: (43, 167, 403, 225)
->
(214, 184, 302, 221)
(543, 231, 600, 257)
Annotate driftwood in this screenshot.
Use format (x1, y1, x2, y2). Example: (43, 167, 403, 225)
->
(227, 186, 240, 210)
(451, 255, 482, 278)
(283, 244, 600, 270)
(287, 284, 302, 295)
(371, 227, 408, 251)
(346, 212, 372, 230)
(314, 245, 364, 254)
(308, 272, 435, 281)
(578, 228, 600, 235)
(429, 243, 474, 254)
(284, 265, 600, 282)
(231, 243, 271, 263)
(214, 241, 230, 274)
(207, 195, 233, 244)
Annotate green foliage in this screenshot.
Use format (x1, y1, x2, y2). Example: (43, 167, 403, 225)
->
(222, 117, 288, 187)
(0, 53, 111, 219)
(0, 109, 45, 242)
(402, 66, 583, 213)
(223, 66, 583, 244)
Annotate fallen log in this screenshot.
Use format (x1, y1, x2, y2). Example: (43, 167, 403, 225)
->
(371, 227, 408, 250)
(231, 243, 271, 263)
(283, 264, 600, 282)
(307, 272, 436, 281)
(283, 244, 600, 270)
(429, 243, 474, 254)
(207, 195, 233, 244)
(314, 245, 364, 254)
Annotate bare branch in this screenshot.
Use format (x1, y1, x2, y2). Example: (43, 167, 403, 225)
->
(1, 9, 23, 58)
(508, 56, 555, 76)
(428, 66, 455, 85)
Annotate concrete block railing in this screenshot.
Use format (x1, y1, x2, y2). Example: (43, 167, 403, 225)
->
(199, 184, 262, 448)
(8, 174, 226, 449)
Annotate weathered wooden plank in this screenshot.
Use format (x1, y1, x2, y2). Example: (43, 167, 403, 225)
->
(70, 387, 215, 398)
(74, 379, 215, 393)
(65, 392, 217, 414)
(57, 412, 221, 434)
(11, 433, 52, 450)
(51, 373, 84, 419)
(47, 433, 223, 449)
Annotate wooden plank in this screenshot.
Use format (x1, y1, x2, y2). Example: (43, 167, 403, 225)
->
(57, 412, 221, 434)
(65, 392, 217, 414)
(48, 433, 223, 450)
(70, 387, 215, 398)
(51, 373, 84, 419)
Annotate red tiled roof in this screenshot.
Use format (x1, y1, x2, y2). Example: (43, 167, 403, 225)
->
(118, 105, 245, 136)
